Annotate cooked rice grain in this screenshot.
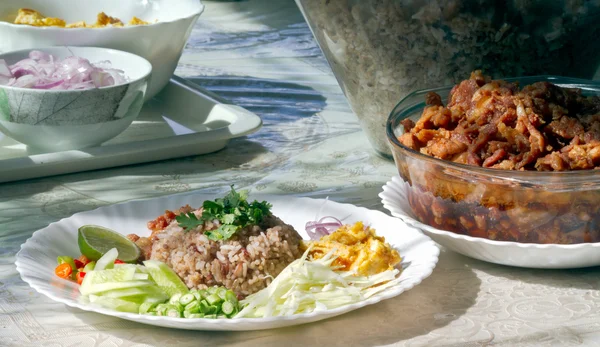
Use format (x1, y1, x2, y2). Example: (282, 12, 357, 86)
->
(149, 214, 303, 298)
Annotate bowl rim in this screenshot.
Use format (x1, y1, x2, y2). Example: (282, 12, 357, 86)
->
(386, 74, 600, 183)
(0, 0, 205, 31)
(0, 46, 152, 92)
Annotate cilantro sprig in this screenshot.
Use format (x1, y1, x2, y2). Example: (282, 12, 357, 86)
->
(176, 186, 272, 241)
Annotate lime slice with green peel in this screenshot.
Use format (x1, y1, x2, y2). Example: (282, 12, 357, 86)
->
(143, 260, 189, 297)
(78, 225, 141, 262)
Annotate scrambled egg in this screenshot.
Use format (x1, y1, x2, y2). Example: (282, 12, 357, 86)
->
(13, 9, 151, 28)
(302, 221, 401, 276)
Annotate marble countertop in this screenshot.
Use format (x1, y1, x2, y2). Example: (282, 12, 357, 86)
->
(2, 1, 600, 346)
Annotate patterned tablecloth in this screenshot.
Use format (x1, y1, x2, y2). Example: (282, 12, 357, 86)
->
(2, 1, 600, 346)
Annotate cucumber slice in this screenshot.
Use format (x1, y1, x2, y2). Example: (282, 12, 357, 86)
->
(139, 302, 158, 314)
(99, 286, 168, 302)
(114, 264, 148, 273)
(119, 293, 169, 305)
(79, 267, 136, 295)
(143, 260, 188, 297)
(80, 280, 154, 296)
(95, 248, 119, 271)
(89, 295, 140, 313)
(133, 273, 149, 280)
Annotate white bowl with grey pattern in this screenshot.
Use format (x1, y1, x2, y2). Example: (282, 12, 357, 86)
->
(0, 46, 151, 151)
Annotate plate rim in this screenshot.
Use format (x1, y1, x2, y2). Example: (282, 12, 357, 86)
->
(16, 191, 440, 329)
(379, 175, 600, 251)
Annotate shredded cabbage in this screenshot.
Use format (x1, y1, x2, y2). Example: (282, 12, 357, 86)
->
(236, 247, 402, 318)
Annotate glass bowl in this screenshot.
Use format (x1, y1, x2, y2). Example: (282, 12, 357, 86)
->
(295, 0, 600, 157)
(386, 76, 600, 244)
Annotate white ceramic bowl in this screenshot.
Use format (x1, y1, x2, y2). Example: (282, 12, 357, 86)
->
(380, 176, 600, 269)
(0, 46, 152, 151)
(0, 0, 204, 99)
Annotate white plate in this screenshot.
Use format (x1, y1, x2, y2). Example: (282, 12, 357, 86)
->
(16, 192, 439, 331)
(380, 175, 600, 269)
(0, 76, 262, 183)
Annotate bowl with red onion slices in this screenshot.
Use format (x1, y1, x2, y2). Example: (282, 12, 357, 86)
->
(0, 46, 151, 151)
(0, 0, 204, 100)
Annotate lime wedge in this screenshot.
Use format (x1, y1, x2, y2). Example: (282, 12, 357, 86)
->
(78, 225, 141, 262)
(143, 260, 189, 297)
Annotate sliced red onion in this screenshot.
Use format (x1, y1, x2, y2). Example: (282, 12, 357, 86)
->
(10, 74, 38, 88)
(29, 50, 52, 62)
(33, 80, 65, 90)
(1, 50, 129, 90)
(305, 216, 343, 240)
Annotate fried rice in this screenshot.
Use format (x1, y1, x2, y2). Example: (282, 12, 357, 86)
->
(131, 207, 303, 298)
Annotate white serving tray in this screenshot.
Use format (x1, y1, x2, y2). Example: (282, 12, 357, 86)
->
(0, 76, 262, 183)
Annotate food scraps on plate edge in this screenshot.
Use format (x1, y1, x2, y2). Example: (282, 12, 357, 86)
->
(13, 8, 153, 28)
(0, 50, 128, 90)
(54, 186, 402, 319)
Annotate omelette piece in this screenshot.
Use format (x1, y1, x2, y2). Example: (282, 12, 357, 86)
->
(65, 21, 88, 28)
(303, 221, 401, 276)
(129, 16, 150, 26)
(93, 12, 123, 27)
(14, 8, 66, 27)
(13, 9, 152, 28)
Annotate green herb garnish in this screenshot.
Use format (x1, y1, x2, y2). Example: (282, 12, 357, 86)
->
(176, 186, 272, 241)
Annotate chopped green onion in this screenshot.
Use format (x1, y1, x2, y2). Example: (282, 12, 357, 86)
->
(184, 300, 200, 314)
(172, 302, 184, 312)
(203, 314, 216, 319)
(199, 300, 211, 314)
(206, 294, 221, 306)
(190, 290, 201, 300)
(216, 287, 228, 300)
(207, 286, 218, 295)
(184, 312, 203, 319)
(167, 309, 181, 318)
(155, 304, 169, 316)
(179, 293, 195, 306)
(225, 290, 238, 304)
(221, 301, 234, 315)
(164, 304, 181, 317)
(169, 293, 182, 305)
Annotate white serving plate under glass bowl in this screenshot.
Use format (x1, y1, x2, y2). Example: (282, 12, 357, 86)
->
(16, 192, 439, 331)
(0, 76, 262, 183)
(380, 175, 600, 269)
